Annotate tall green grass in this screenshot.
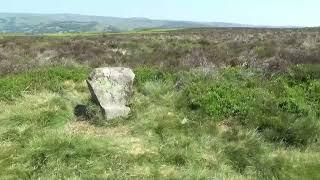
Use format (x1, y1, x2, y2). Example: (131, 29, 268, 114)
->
(0, 66, 319, 179)
(0, 67, 89, 101)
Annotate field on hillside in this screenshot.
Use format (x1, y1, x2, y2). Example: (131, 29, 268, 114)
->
(0, 28, 320, 179)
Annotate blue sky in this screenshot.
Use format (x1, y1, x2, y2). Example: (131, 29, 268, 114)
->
(1, 0, 319, 26)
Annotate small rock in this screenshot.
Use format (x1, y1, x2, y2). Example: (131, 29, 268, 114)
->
(181, 118, 189, 125)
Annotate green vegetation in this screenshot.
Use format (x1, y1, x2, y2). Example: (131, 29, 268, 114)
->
(0, 65, 319, 179)
(184, 66, 320, 147)
(0, 28, 320, 179)
(0, 67, 89, 101)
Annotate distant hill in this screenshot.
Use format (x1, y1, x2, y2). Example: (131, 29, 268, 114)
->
(0, 13, 300, 34)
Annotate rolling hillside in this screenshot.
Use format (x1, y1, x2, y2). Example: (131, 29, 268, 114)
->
(0, 13, 247, 34)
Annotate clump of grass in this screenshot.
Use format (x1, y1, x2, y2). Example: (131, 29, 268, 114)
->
(0, 67, 89, 101)
(134, 68, 175, 85)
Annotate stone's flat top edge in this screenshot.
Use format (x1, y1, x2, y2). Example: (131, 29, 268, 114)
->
(90, 67, 135, 76)
(93, 67, 134, 71)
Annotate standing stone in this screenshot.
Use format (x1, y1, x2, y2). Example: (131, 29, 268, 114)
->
(86, 67, 135, 120)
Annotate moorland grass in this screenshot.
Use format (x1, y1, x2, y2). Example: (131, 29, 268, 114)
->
(0, 67, 89, 101)
(0, 66, 319, 179)
(2, 28, 320, 76)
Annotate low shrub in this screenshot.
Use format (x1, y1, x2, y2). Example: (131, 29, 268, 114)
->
(134, 68, 176, 88)
(255, 46, 277, 58)
(184, 66, 320, 146)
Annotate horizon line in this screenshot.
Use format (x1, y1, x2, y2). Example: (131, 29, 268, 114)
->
(0, 11, 314, 28)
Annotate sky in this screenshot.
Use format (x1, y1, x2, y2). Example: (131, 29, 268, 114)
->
(1, 0, 319, 27)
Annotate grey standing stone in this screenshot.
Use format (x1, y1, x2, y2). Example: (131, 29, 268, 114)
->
(86, 67, 135, 120)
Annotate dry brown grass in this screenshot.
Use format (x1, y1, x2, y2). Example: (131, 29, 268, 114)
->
(1, 28, 319, 75)
(67, 121, 130, 138)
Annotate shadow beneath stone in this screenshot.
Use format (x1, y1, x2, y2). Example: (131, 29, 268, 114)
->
(74, 104, 90, 120)
(74, 103, 106, 126)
